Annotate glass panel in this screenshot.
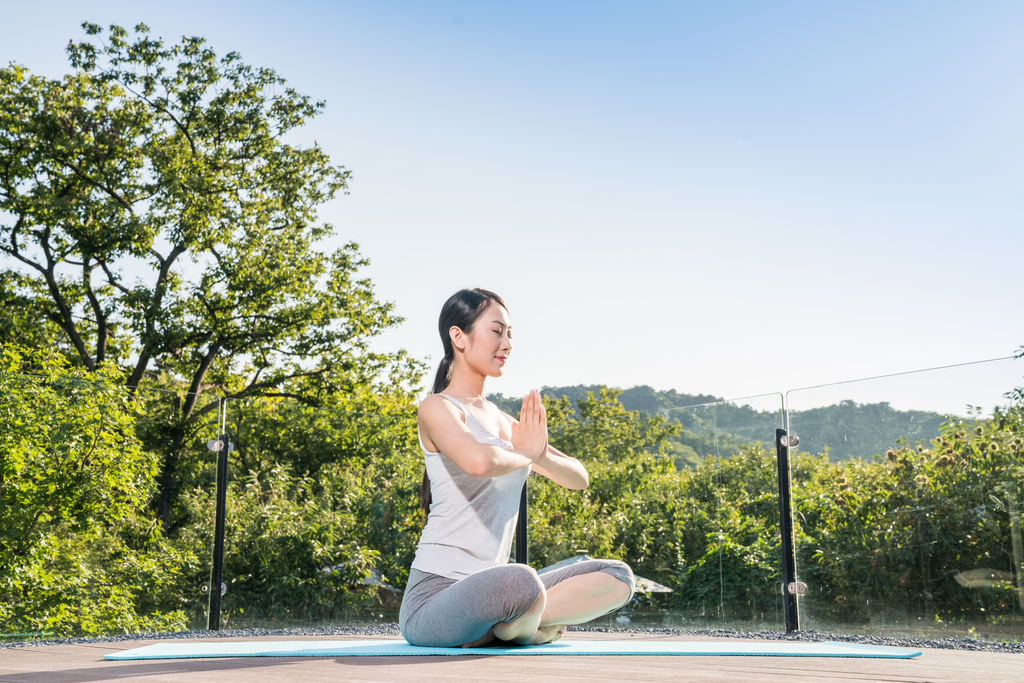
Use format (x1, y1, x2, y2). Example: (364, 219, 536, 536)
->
(535, 390, 786, 631)
(132, 387, 223, 632)
(0, 370, 220, 640)
(787, 358, 1024, 641)
(218, 397, 418, 629)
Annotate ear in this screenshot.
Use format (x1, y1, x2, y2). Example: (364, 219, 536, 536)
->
(449, 326, 466, 352)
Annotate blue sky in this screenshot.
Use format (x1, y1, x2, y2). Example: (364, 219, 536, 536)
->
(4, 1, 1022, 413)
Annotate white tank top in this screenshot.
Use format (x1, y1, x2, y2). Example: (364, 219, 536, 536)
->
(411, 393, 530, 580)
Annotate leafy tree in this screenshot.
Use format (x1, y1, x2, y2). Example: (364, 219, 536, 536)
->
(544, 387, 680, 466)
(793, 404, 1024, 626)
(527, 389, 682, 570)
(172, 464, 388, 628)
(0, 23, 405, 523)
(0, 345, 191, 635)
(0, 272, 62, 351)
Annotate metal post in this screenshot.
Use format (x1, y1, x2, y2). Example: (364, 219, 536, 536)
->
(776, 428, 800, 633)
(207, 433, 229, 630)
(515, 481, 528, 564)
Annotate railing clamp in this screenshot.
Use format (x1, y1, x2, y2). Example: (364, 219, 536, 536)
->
(207, 439, 234, 453)
(778, 434, 800, 448)
(785, 581, 808, 596)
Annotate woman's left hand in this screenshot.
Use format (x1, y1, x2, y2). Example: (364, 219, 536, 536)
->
(511, 389, 548, 460)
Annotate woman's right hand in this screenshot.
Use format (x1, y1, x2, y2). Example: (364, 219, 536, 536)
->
(511, 389, 548, 460)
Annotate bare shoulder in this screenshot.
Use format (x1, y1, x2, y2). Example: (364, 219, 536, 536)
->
(419, 394, 464, 425)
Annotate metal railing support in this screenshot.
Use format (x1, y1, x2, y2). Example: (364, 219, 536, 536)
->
(776, 428, 801, 633)
(515, 481, 528, 564)
(207, 433, 230, 630)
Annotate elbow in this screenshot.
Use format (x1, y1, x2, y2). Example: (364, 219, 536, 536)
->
(464, 457, 497, 478)
(569, 472, 589, 491)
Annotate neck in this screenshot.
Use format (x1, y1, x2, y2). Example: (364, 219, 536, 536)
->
(443, 361, 487, 400)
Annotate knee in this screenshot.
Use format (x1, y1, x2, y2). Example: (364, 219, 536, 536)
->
(601, 560, 636, 597)
(498, 564, 545, 621)
(500, 563, 544, 592)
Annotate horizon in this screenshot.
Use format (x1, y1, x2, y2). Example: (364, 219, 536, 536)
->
(484, 353, 1020, 417)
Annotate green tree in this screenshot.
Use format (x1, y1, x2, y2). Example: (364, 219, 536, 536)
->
(0, 345, 190, 635)
(528, 388, 684, 572)
(0, 23, 405, 523)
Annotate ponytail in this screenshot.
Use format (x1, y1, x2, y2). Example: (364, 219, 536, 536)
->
(420, 289, 507, 520)
(421, 351, 453, 518)
(432, 353, 454, 395)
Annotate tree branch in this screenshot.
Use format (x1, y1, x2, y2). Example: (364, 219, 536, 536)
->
(38, 229, 94, 370)
(127, 243, 187, 388)
(181, 342, 221, 420)
(82, 258, 108, 365)
(57, 158, 136, 212)
(110, 77, 199, 157)
(98, 259, 132, 295)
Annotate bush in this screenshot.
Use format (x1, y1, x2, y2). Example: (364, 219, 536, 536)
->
(0, 346, 190, 636)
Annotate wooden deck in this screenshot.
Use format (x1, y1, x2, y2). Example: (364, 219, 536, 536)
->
(1, 632, 1020, 683)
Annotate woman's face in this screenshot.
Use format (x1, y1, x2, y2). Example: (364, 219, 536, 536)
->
(454, 302, 513, 378)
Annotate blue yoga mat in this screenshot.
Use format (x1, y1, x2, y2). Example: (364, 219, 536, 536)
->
(105, 639, 921, 660)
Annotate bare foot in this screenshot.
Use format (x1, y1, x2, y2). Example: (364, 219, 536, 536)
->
(529, 623, 566, 645)
(460, 628, 496, 648)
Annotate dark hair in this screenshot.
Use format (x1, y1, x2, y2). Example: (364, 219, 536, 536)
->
(421, 288, 508, 518)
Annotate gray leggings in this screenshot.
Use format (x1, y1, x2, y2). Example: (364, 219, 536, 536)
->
(399, 559, 635, 647)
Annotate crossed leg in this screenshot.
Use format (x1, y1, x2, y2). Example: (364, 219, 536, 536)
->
(400, 561, 634, 648)
(465, 563, 633, 647)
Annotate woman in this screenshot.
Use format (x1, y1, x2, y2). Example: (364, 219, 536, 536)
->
(399, 288, 635, 648)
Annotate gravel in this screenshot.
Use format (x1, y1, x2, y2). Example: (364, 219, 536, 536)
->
(2, 624, 1022, 654)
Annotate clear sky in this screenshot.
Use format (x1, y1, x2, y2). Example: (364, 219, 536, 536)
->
(4, 1, 1022, 414)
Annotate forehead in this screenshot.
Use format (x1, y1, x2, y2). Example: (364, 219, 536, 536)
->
(481, 302, 511, 327)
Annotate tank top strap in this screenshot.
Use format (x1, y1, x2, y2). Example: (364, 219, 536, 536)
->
(437, 393, 510, 445)
(437, 392, 471, 417)
(437, 392, 487, 432)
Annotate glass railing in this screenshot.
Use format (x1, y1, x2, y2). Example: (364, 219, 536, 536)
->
(533, 391, 786, 631)
(213, 397, 418, 630)
(786, 358, 1024, 641)
(201, 390, 789, 633)
(0, 371, 221, 640)
(133, 386, 223, 632)
(4, 356, 1021, 642)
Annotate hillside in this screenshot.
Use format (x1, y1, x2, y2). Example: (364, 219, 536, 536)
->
(489, 385, 955, 465)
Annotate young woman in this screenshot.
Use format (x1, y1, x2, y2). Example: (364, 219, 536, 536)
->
(399, 288, 635, 648)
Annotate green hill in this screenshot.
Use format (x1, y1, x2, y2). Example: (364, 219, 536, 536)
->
(489, 385, 954, 465)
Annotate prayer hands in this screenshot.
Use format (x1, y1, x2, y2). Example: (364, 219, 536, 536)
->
(512, 389, 548, 460)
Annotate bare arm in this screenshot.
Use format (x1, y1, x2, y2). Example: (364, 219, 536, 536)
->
(501, 396, 589, 490)
(532, 443, 589, 490)
(420, 395, 544, 478)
